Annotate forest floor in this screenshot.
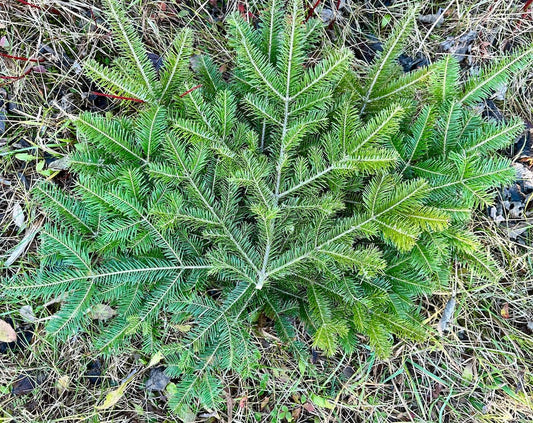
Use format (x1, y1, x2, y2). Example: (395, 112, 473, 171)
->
(1, 0, 533, 422)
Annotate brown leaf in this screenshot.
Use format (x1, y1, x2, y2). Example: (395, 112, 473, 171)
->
(431, 383, 443, 399)
(292, 406, 302, 420)
(0, 319, 17, 342)
(260, 396, 270, 410)
(32, 65, 47, 74)
(303, 401, 316, 412)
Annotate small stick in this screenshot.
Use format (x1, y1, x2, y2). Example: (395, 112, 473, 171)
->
(522, 0, 533, 19)
(0, 67, 33, 85)
(0, 52, 45, 63)
(304, 0, 321, 23)
(179, 84, 202, 98)
(515, 0, 533, 31)
(15, 0, 62, 16)
(90, 91, 146, 103)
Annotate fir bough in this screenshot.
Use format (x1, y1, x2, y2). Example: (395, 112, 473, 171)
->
(7, 0, 532, 415)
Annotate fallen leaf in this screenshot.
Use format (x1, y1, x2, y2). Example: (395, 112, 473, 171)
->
(438, 296, 456, 334)
(501, 303, 510, 319)
(491, 83, 508, 101)
(144, 367, 170, 392)
(5, 223, 42, 266)
(12, 375, 35, 396)
(174, 323, 192, 333)
(48, 156, 70, 170)
(12, 202, 25, 229)
(440, 30, 477, 62)
(96, 370, 136, 410)
(310, 393, 335, 410)
(513, 163, 533, 190)
(85, 360, 103, 386)
(43, 292, 68, 308)
(0, 319, 32, 354)
(11, 372, 46, 396)
(320, 8, 335, 25)
(96, 385, 127, 409)
(303, 401, 316, 412)
(56, 375, 70, 393)
(462, 362, 474, 382)
(260, 396, 270, 410)
(239, 396, 247, 408)
(292, 406, 302, 420)
(198, 411, 220, 419)
(147, 351, 164, 368)
(0, 319, 17, 343)
(431, 383, 443, 399)
(418, 9, 444, 27)
(88, 304, 117, 320)
(165, 381, 177, 396)
(174, 404, 196, 423)
(32, 65, 47, 73)
(19, 305, 36, 323)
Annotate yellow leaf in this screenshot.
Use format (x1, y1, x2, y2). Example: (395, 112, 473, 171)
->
(56, 375, 71, 393)
(96, 371, 137, 410)
(148, 351, 164, 368)
(174, 324, 192, 333)
(0, 319, 17, 343)
(96, 385, 127, 410)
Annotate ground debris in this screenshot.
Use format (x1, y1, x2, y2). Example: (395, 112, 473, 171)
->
(85, 359, 103, 386)
(418, 8, 444, 27)
(0, 318, 17, 343)
(0, 318, 33, 353)
(88, 303, 117, 320)
(145, 366, 171, 391)
(440, 30, 477, 62)
(438, 296, 456, 334)
(11, 371, 48, 396)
